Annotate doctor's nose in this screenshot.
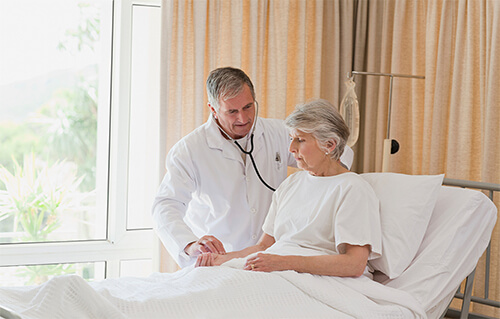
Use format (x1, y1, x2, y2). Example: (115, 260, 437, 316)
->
(236, 112, 247, 123)
(236, 111, 248, 123)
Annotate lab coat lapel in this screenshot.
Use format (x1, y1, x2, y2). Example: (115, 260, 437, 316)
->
(205, 116, 244, 163)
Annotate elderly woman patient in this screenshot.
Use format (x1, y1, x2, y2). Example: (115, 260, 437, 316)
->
(196, 99, 382, 278)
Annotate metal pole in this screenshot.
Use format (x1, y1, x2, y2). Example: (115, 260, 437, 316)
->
(350, 70, 425, 79)
(387, 75, 394, 139)
(349, 70, 425, 140)
(349, 70, 425, 172)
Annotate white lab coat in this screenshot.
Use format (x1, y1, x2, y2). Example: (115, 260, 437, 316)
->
(152, 116, 295, 267)
(152, 116, 354, 267)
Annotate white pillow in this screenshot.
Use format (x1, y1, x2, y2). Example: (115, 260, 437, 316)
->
(361, 172, 444, 279)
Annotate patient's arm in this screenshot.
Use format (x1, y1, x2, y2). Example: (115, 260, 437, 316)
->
(195, 233, 275, 267)
(244, 244, 370, 277)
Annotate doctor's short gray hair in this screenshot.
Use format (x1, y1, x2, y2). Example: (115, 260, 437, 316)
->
(206, 67, 256, 111)
(285, 99, 350, 161)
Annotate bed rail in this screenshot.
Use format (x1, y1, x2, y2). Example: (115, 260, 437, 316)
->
(442, 178, 500, 319)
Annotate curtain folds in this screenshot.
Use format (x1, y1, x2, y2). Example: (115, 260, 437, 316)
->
(159, 1, 499, 315)
(160, 0, 355, 153)
(422, 1, 499, 314)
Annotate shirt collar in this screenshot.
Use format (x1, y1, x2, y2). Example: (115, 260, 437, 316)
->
(205, 114, 263, 151)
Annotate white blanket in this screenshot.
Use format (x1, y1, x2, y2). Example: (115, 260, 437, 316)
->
(0, 263, 426, 319)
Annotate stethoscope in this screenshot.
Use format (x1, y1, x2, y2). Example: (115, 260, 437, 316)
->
(211, 101, 276, 192)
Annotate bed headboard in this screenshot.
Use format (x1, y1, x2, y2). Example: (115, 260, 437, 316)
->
(442, 178, 500, 319)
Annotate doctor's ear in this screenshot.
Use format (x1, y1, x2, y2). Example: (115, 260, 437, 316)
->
(208, 104, 218, 119)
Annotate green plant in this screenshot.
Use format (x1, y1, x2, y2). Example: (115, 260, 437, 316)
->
(57, 2, 100, 54)
(0, 154, 88, 242)
(0, 0, 102, 286)
(0, 123, 42, 175)
(31, 81, 98, 192)
(0, 155, 95, 285)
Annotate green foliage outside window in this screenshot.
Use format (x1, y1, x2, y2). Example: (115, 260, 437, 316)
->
(0, 154, 91, 242)
(0, 1, 101, 285)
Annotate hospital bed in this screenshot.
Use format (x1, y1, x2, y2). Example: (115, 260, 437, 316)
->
(440, 178, 500, 319)
(0, 173, 497, 319)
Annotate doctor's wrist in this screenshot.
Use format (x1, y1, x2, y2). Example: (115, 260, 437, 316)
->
(184, 241, 196, 256)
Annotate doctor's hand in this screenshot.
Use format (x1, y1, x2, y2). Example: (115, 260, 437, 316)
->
(184, 235, 226, 256)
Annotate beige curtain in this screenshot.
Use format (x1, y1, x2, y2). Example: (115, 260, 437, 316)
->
(159, 0, 499, 316)
(352, 0, 427, 173)
(424, 2, 499, 314)
(159, 0, 356, 153)
(351, 1, 499, 316)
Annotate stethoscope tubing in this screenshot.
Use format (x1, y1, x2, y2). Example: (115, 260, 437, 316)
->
(234, 134, 276, 192)
(212, 101, 276, 192)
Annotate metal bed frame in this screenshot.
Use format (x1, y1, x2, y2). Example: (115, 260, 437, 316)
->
(441, 178, 500, 319)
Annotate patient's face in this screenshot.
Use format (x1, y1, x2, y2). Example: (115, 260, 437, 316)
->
(289, 130, 329, 175)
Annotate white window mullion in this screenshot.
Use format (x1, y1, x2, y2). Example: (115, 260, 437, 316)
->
(108, 0, 133, 245)
(95, 0, 114, 242)
(0, 230, 155, 267)
(106, 0, 161, 275)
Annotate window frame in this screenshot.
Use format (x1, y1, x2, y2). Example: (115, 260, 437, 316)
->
(0, 0, 161, 279)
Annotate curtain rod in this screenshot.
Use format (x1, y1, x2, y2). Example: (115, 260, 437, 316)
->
(349, 71, 425, 79)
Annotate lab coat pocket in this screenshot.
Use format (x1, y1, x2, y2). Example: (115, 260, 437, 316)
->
(275, 151, 282, 170)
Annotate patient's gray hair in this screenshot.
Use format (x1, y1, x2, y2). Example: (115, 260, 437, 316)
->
(285, 99, 350, 161)
(206, 67, 256, 111)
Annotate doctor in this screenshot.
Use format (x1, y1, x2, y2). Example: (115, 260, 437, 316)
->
(152, 67, 353, 267)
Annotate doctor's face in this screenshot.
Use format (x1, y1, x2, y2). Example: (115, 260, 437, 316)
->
(210, 84, 256, 140)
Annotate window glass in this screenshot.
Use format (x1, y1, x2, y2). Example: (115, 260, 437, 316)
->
(0, 261, 106, 286)
(0, 0, 111, 243)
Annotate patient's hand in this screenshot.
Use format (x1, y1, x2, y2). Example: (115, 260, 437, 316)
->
(244, 253, 289, 272)
(195, 252, 231, 267)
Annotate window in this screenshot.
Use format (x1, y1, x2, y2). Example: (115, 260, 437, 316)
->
(127, 4, 161, 230)
(0, 0, 161, 285)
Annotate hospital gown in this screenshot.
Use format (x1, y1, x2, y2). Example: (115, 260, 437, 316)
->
(262, 171, 382, 269)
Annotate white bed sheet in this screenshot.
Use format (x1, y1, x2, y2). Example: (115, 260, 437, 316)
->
(0, 264, 426, 319)
(0, 186, 496, 319)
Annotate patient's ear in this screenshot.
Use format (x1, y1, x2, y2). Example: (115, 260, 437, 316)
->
(326, 140, 337, 153)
